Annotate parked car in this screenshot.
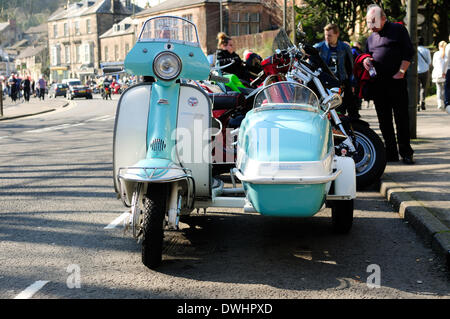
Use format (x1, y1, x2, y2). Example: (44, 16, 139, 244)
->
(64, 79, 93, 100)
(48, 83, 68, 98)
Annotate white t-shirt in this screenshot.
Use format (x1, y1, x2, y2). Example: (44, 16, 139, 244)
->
(432, 50, 447, 82)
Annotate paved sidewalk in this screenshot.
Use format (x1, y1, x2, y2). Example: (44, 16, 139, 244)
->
(0, 96, 69, 121)
(360, 95, 450, 270)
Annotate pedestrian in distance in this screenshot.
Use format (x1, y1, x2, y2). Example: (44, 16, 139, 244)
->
(314, 24, 360, 119)
(38, 75, 46, 101)
(363, 4, 415, 164)
(432, 41, 448, 110)
(23, 76, 31, 102)
(417, 37, 432, 111)
(8, 73, 17, 103)
(444, 35, 450, 113)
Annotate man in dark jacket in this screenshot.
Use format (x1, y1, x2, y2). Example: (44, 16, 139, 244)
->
(314, 24, 359, 119)
(363, 4, 415, 164)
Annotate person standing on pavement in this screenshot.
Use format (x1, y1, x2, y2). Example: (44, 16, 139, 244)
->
(38, 75, 46, 101)
(363, 4, 415, 164)
(417, 37, 432, 111)
(444, 36, 450, 113)
(8, 73, 17, 102)
(314, 24, 359, 119)
(23, 76, 31, 102)
(432, 41, 448, 110)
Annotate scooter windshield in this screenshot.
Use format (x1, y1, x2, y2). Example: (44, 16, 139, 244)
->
(138, 16, 199, 46)
(254, 82, 320, 109)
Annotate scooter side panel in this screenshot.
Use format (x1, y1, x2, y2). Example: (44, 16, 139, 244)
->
(113, 84, 151, 194)
(176, 84, 212, 198)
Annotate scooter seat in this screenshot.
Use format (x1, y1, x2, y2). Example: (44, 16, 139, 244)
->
(208, 92, 244, 110)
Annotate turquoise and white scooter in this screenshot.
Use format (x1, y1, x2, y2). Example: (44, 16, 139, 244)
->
(113, 16, 356, 269)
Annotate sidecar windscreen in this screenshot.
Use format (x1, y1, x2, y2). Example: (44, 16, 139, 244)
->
(139, 16, 199, 46)
(254, 82, 320, 109)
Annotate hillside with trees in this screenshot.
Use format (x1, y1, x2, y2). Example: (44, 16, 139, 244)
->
(0, 0, 66, 31)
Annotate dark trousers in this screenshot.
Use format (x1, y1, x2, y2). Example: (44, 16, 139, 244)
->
(373, 78, 413, 159)
(24, 89, 30, 102)
(336, 80, 359, 118)
(417, 70, 429, 108)
(445, 69, 450, 107)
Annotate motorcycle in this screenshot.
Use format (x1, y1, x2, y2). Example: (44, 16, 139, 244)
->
(267, 27, 386, 189)
(101, 83, 112, 100)
(112, 16, 356, 270)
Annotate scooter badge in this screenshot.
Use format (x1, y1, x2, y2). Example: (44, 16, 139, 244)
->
(188, 97, 198, 107)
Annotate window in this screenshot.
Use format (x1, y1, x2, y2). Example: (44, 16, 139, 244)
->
(84, 43, 91, 64)
(64, 23, 68, 36)
(74, 21, 80, 35)
(125, 43, 130, 56)
(76, 45, 81, 63)
(230, 11, 260, 36)
(86, 19, 91, 34)
(114, 45, 119, 61)
(65, 45, 70, 63)
(182, 14, 193, 42)
(104, 46, 109, 61)
(53, 24, 58, 38)
(52, 45, 61, 65)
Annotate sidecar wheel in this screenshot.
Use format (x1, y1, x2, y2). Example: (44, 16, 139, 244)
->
(141, 186, 167, 269)
(351, 122, 386, 189)
(331, 199, 354, 234)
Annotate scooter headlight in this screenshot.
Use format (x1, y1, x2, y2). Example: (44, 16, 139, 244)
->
(153, 51, 182, 81)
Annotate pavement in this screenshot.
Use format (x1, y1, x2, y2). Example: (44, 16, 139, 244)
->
(360, 95, 450, 270)
(0, 95, 69, 121)
(0, 93, 449, 270)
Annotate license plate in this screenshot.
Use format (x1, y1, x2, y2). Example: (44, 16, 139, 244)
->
(79, 90, 86, 93)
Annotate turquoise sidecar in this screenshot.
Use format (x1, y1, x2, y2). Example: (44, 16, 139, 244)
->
(235, 82, 349, 217)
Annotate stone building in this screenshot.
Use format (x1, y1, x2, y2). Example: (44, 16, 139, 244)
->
(132, 0, 281, 55)
(47, 0, 138, 83)
(14, 45, 48, 81)
(0, 20, 19, 48)
(99, 16, 139, 64)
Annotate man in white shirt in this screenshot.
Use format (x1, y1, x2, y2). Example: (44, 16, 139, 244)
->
(417, 37, 431, 111)
(445, 36, 450, 112)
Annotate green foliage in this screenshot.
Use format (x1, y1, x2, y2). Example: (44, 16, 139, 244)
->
(0, 0, 66, 31)
(295, 0, 448, 48)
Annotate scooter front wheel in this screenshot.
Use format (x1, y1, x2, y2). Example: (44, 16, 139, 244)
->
(141, 185, 168, 269)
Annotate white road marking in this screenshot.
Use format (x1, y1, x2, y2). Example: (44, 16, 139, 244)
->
(24, 115, 115, 134)
(14, 280, 49, 299)
(104, 212, 130, 229)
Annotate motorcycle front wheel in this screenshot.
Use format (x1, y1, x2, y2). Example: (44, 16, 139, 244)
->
(141, 184, 168, 269)
(351, 122, 386, 189)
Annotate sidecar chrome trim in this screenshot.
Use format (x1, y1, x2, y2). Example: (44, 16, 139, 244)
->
(234, 168, 341, 185)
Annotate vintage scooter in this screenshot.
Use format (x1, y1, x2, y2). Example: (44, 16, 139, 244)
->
(113, 16, 356, 270)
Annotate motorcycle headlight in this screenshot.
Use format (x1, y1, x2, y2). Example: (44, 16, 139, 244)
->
(153, 51, 182, 81)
